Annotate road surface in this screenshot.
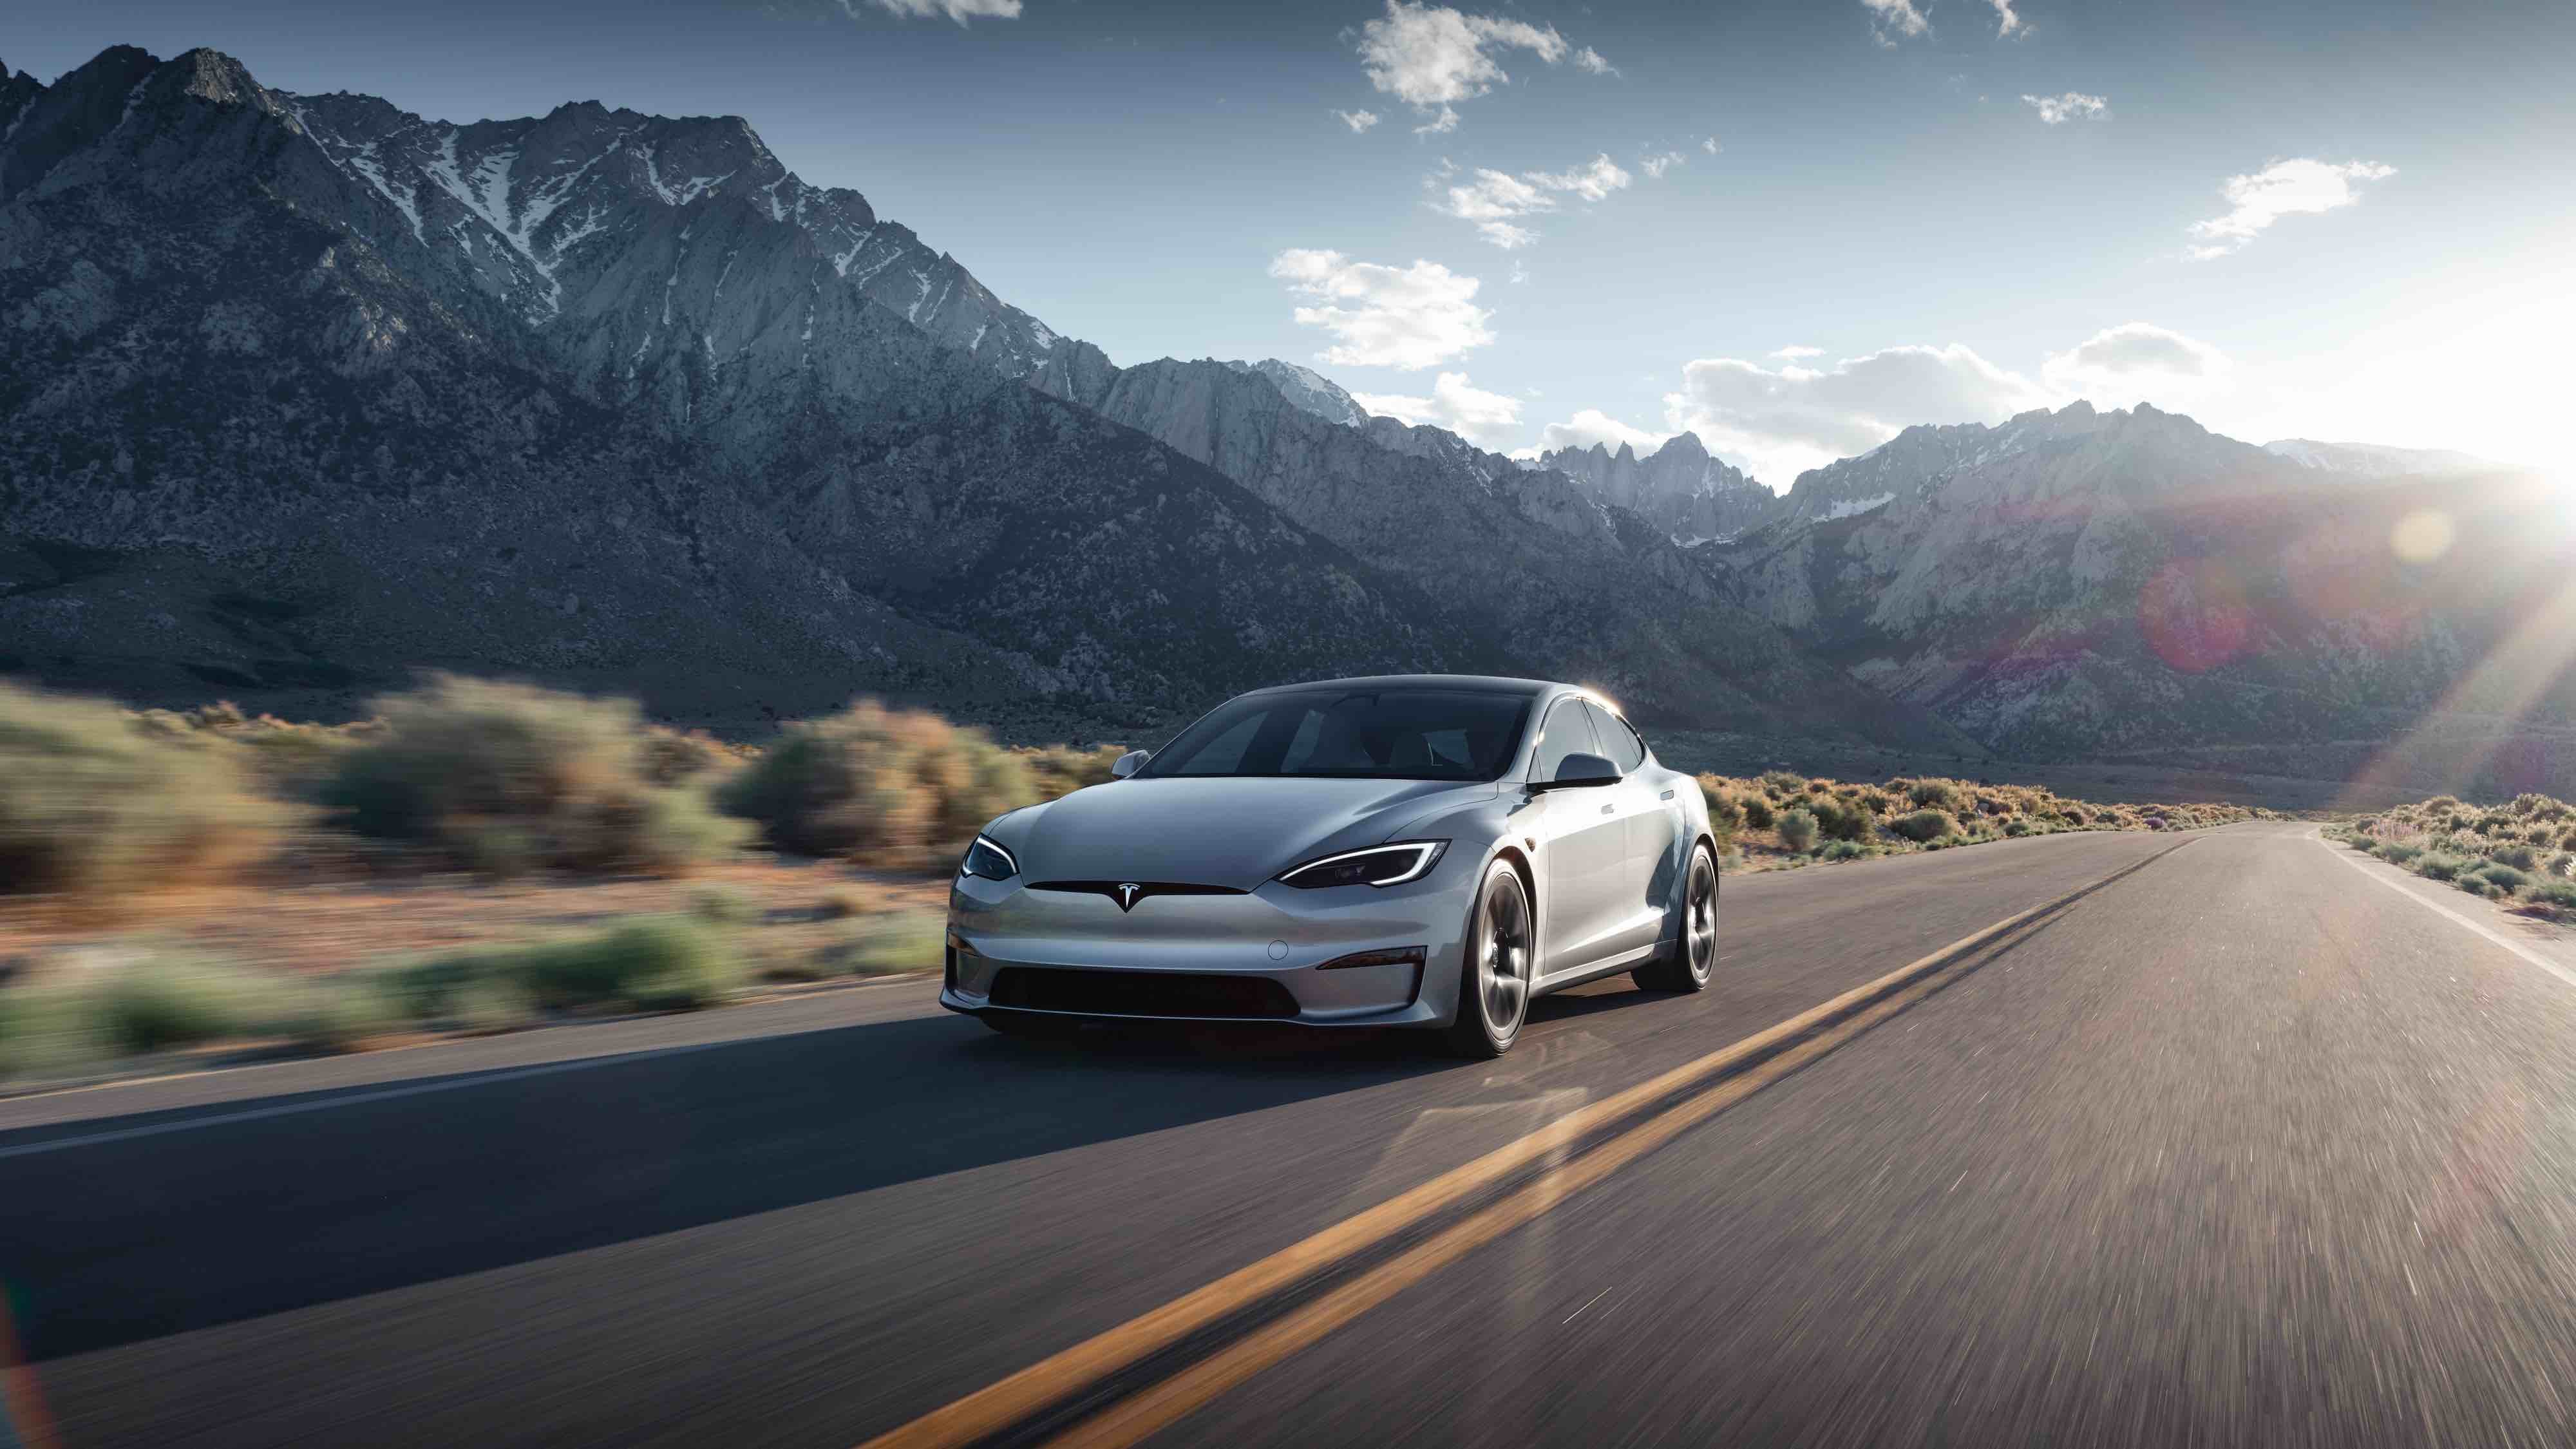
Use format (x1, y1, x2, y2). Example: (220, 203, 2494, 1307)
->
(8, 820, 2576, 1448)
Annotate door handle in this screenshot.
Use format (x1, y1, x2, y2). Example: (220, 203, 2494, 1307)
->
(1600, 802, 1616, 815)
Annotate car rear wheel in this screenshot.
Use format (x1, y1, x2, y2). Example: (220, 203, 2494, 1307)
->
(1634, 841, 1718, 993)
(1443, 858, 1533, 1059)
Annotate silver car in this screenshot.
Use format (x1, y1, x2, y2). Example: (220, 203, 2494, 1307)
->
(941, 675, 1721, 1057)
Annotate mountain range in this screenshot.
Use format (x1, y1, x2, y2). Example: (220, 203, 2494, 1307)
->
(3, 46, 2568, 790)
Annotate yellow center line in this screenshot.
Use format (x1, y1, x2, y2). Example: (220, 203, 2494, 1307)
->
(1048, 947, 1976, 1448)
(860, 840, 2188, 1449)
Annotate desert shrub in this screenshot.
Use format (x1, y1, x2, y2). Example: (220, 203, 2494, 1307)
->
(1696, 776, 1744, 834)
(1904, 779, 1963, 812)
(1777, 808, 1819, 852)
(817, 886, 875, 919)
(638, 727, 739, 787)
(1759, 770, 1806, 797)
(2414, 854, 2467, 882)
(1821, 840, 1873, 862)
(846, 911, 947, 974)
(690, 884, 759, 925)
(272, 973, 408, 1052)
(2379, 841, 2426, 864)
(2491, 843, 2541, 872)
(1016, 744, 1128, 801)
(1740, 794, 1776, 829)
(324, 676, 747, 876)
(2004, 819, 2034, 837)
(2530, 881, 2576, 911)
(720, 699, 1036, 866)
(1808, 797, 1875, 842)
(79, 954, 285, 1055)
(379, 916, 737, 1020)
(1890, 809, 1958, 844)
(0, 683, 285, 902)
(2476, 863, 2531, 892)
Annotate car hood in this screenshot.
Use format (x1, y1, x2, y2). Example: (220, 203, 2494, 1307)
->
(998, 777, 1498, 890)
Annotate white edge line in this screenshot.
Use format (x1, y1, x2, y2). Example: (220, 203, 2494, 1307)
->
(2316, 834, 2576, 990)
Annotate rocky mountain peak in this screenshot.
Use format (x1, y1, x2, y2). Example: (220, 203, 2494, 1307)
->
(1537, 429, 1769, 544)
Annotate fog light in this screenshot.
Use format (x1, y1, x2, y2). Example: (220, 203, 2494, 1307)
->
(1317, 945, 1427, 971)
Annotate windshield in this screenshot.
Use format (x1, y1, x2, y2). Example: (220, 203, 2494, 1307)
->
(1140, 688, 1533, 781)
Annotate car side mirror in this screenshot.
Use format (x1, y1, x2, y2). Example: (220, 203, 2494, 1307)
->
(1110, 749, 1150, 779)
(1533, 752, 1619, 791)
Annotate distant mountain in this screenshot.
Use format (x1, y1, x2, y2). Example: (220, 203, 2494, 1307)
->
(2264, 439, 2502, 477)
(0, 46, 1451, 721)
(1535, 433, 1774, 544)
(1708, 401, 2575, 768)
(1087, 359, 1962, 744)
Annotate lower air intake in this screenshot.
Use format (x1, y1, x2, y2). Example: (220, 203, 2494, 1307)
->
(986, 967, 1299, 1020)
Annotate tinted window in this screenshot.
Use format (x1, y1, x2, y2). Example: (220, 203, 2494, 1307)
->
(1584, 701, 1645, 773)
(1529, 699, 1604, 783)
(1144, 688, 1533, 781)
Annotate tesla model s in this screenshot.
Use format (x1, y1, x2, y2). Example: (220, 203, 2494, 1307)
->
(941, 675, 1721, 1057)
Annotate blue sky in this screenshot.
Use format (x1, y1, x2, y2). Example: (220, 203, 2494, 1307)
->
(12, 0, 2572, 484)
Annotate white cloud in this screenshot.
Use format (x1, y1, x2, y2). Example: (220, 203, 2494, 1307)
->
(1269, 249, 1495, 371)
(1354, 2, 1609, 132)
(1701, 135, 1722, 155)
(1352, 372, 1524, 446)
(1662, 343, 2056, 484)
(1531, 408, 1672, 457)
(1770, 345, 1824, 359)
(1861, 0, 1931, 42)
(849, 0, 1020, 22)
(1334, 108, 1382, 133)
(2023, 91, 2107, 124)
(2186, 158, 2395, 260)
(1640, 150, 1685, 180)
(2040, 322, 2230, 407)
(1524, 154, 1631, 202)
(1990, 0, 2025, 36)
(1434, 154, 1633, 247)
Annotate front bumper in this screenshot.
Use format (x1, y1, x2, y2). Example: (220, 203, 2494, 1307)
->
(940, 865, 1477, 1027)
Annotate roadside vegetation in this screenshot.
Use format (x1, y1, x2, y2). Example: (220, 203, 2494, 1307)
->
(1, 674, 2282, 1084)
(2328, 793, 2576, 922)
(1695, 770, 2264, 873)
(0, 677, 1119, 1085)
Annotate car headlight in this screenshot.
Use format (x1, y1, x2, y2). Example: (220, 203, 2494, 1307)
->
(1277, 840, 1448, 889)
(960, 835, 1019, 882)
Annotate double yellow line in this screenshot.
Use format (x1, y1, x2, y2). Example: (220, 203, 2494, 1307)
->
(865, 840, 2190, 1449)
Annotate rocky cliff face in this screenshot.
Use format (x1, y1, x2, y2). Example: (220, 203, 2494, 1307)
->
(1536, 432, 1774, 544)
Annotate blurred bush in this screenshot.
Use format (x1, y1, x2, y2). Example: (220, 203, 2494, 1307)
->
(0, 682, 285, 904)
(1777, 808, 1819, 853)
(719, 699, 1036, 867)
(1891, 808, 1959, 844)
(321, 676, 748, 876)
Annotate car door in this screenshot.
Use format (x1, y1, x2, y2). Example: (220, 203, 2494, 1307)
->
(1524, 697, 1627, 974)
(1583, 699, 1675, 958)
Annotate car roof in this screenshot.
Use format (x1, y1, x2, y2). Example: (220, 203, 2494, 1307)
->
(1240, 674, 1567, 699)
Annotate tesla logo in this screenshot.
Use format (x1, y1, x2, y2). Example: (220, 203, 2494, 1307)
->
(1115, 882, 1143, 911)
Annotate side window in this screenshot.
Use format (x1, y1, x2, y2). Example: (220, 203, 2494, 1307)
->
(1530, 699, 1604, 783)
(1583, 701, 1645, 774)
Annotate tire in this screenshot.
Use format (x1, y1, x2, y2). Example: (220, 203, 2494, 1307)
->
(1633, 840, 1718, 993)
(1443, 858, 1535, 1059)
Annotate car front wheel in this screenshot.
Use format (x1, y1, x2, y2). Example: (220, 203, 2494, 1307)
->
(1443, 858, 1533, 1059)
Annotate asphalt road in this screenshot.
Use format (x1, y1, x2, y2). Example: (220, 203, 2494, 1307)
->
(8, 822, 2576, 1448)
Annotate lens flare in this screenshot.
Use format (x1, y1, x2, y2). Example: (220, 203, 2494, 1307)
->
(2391, 509, 2455, 564)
